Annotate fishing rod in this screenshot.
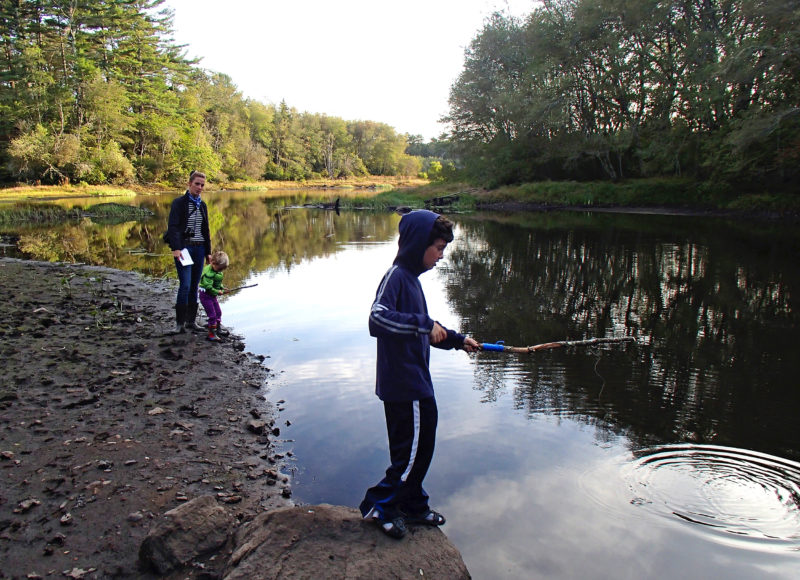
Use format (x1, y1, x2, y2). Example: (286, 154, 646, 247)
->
(480, 336, 636, 353)
(224, 283, 258, 294)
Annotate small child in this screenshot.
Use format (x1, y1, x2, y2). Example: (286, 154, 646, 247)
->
(198, 250, 229, 342)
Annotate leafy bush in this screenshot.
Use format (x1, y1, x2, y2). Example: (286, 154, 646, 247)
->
(85, 142, 135, 184)
(7, 125, 54, 182)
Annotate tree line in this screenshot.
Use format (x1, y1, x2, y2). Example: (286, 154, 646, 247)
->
(446, 0, 800, 191)
(0, 0, 424, 185)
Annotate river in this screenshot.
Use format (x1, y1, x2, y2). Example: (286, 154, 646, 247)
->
(3, 190, 799, 579)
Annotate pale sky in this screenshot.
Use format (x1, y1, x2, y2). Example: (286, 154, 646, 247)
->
(163, 0, 537, 141)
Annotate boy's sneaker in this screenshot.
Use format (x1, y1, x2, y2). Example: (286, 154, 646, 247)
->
(378, 516, 407, 539)
(404, 509, 446, 527)
(364, 507, 406, 539)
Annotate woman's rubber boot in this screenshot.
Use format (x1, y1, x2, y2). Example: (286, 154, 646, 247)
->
(172, 304, 187, 334)
(207, 324, 221, 342)
(185, 303, 205, 332)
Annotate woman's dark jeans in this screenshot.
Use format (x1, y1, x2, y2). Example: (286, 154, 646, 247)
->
(174, 244, 206, 305)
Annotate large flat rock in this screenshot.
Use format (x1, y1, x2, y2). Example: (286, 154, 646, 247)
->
(224, 504, 471, 579)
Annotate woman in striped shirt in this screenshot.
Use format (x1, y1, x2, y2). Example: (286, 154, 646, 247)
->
(165, 171, 212, 333)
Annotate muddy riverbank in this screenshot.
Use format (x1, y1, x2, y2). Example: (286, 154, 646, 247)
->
(0, 259, 292, 578)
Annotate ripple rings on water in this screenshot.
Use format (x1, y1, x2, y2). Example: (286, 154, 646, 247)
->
(625, 444, 800, 551)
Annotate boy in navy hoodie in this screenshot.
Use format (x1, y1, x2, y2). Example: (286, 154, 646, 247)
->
(360, 209, 480, 539)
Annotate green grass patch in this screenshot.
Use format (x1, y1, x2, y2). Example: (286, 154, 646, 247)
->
(0, 203, 78, 224)
(484, 178, 701, 207)
(484, 178, 799, 214)
(84, 202, 154, 221)
(353, 178, 707, 211)
(238, 185, 270, 192)
(345, 181, 481, 211)
(724, 193, 800, 214)
(0, 201, 153, 225)
(350, 177, 798, 217)
(0, 184, 137, 201)
(220, 176, 427, 192)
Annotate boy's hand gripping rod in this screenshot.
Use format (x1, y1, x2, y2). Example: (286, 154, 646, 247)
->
(480, 337, 637, 353)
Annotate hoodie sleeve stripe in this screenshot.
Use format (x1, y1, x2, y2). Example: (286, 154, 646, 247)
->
(370, 266, 429, 335)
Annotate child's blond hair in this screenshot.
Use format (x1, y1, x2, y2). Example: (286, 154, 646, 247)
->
(210, 250, 229, 268)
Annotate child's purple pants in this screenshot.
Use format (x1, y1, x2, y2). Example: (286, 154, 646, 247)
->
(199, 290, 221, 326)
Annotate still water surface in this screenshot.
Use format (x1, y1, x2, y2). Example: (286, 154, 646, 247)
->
(3, 191, 800, 579)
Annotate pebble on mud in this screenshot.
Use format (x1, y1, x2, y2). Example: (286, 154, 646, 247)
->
(127, 511, 144, 522)
(247, 420, 267, 435)
(14, 498, 41, 513)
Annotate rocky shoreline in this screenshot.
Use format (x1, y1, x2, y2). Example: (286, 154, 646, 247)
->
(0, 259, 471, 579)
(0, 259, 291, 578)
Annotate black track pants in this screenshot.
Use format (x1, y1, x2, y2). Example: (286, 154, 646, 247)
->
(359, 396, 438, 520)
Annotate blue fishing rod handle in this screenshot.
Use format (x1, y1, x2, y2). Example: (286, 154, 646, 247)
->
(481, 340, 505, 351)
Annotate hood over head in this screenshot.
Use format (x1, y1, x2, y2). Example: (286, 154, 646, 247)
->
(394, 209, 439, 275)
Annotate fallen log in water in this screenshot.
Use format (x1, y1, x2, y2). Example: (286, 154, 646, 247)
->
(480, 336, 637, 353)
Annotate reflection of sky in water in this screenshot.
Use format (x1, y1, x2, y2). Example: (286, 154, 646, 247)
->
(222, 235, 799, 579)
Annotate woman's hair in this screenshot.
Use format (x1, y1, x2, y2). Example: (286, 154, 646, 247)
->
(428, 215, 454, 245)
(210, 250, 229, 268)
(189, 170, 206, 182)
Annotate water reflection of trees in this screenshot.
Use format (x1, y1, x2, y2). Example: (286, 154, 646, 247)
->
(10, 193, 399, 289)
(17, 219, 173, 277)
(444, 214, 800, 459)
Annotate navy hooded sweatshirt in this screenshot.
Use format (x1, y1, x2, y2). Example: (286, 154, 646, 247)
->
(369, 210, 465, 402)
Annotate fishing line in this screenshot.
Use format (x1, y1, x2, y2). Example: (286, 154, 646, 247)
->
(591, 348, 606, 399)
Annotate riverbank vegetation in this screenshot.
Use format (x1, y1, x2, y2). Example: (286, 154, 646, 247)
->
(219, 175, 427, 192)
(344, 177, 799, 215)
(1, 0, 798, 215)
(0, 184, 138, 202)
(0, 1, 427, 187)
(445, 0, 800, 196)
